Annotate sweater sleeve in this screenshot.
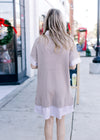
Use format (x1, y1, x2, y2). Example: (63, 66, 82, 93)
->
(30, 38, 39, 67)
(69, 40, 81, 67)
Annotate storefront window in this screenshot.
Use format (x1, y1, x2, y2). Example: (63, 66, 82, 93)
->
(0, 2, 15, 75)
(20, 5, 25, 71)
(0, 0, 12, 1)
(15, 1, 26, 74)
(20, 0, 24, 6)
(0, 0, 26, 84)
(15, 2, 22, 73)
(16, 0, 20, 4)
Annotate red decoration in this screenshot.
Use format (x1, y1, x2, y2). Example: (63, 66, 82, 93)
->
(0, 18, 17, 34)
(78, 27, 87, 51)
(68, 23, 71, 30)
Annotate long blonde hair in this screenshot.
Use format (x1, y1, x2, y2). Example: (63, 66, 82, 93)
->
(43, 8, 74, 53)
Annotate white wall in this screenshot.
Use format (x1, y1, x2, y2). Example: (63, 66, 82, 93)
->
(39, 0, 69, 23)
(25, 0, 39, 77)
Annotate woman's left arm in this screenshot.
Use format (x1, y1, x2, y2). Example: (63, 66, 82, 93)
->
(30, 37, 39, 69)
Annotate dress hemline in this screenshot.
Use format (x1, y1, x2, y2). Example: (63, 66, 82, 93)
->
(34, 104, 74, 120)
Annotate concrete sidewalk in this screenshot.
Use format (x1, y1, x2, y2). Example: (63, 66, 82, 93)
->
(72, 56, 100, 140)
(0, 73, 75, 140)
(0, 47, 100, 140)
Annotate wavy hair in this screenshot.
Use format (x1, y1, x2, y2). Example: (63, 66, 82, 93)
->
(42, 8, 74, 53)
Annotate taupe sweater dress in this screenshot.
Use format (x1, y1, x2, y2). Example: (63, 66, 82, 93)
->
(30, 30, 81, 120)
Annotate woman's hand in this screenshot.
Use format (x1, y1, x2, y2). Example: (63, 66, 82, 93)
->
(31, 64, 38, 69)
(69, 65, 76, 70)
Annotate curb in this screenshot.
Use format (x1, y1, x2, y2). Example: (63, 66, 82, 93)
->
(0, 76, 36, 110)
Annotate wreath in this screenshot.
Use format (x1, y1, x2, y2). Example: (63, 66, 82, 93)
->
(0, 18, 17, 45)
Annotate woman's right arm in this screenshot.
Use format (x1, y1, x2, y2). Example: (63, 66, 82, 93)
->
(69, 40, 81, 68)
(69, 65, 76, 70)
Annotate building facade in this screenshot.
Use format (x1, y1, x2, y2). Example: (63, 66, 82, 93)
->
(0, 0, 70, 84)
(69, 0, 74, 36)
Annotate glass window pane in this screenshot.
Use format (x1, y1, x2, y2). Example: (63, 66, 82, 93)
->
(20, 0, 24, 5)
(16, 3, 20, 28)
(15, 2, 26, 73)
(0, 0, 12, 2)
(16, 27, 22, 73)
(21, 28, 25, 70)
(15, 0, 24, 6)
(20, 6, 25, 27)
(0, 3, 14, 26)
(0, 40, 15, 75)
(0, 3, 15, 75)
(16, 0, 20, 4)
(15, 3, 22, 73)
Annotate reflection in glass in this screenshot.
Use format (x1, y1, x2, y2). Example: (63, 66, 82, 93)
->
(20, 6, 25, 28)
(16, 0, 20, 4)
(16, 27, 22, 73)
(15, 2, 26, 73)
(20, 0, 24, 6)
(0, 0, 12, 1)
(20, 5, 26, 71)
(0, 3, 14, 25)
(0, 0, 26, 79)
(39, 15, 45, 35)
(0, 2, 15, 75)
(21, 28, 25, 70)
(15, 2, 22, 73)
(16, 3, 20, 28)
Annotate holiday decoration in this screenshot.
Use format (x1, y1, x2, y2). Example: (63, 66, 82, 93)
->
(0, 18, 17, 45)
(67, 22, 71, 34)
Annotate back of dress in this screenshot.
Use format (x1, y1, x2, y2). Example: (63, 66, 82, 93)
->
(30, 30, 81, 120)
